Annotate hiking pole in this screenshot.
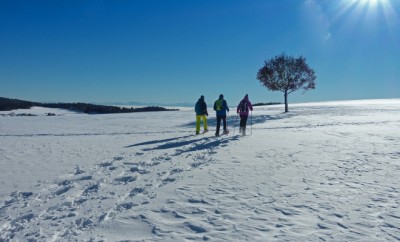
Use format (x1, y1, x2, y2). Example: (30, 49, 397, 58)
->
(233, 113, 239, 135)
(250, 111, 253, 135)
(226, 111, 229, 135)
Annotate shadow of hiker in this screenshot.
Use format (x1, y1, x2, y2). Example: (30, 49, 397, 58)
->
(181, 113, 295, 128)
(135, 134, 240, 156)
(141, 136, 206, 151)
(125, 134, 193, 148)
(174, 135, 240, 156)
(180, 116, 239, 129)
(126, 113, 296, 149)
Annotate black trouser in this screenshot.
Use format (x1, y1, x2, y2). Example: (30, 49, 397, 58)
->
(216, 115, 227, 135)
(239, 115, 248, 128)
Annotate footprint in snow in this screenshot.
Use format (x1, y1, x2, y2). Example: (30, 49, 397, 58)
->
(84, 184, 99, 194)
(54, 185, 74, 196)
(129, 187, 146, 197)
(130, 166, 150, 174)
(113, 176, 137, 185)
(99, 161, 114, 168)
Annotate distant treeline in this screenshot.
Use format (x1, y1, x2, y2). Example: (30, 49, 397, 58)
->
(253, 102, 281, 106)
(0, 97, 178, 114)
(0, 97, 40, 111)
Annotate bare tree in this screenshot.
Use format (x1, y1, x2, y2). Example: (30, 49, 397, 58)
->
(257, 53, 316, 112)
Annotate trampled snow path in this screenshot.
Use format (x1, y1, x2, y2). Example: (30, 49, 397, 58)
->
(0, 131, 241, 241)
(1, 99, 400, 241)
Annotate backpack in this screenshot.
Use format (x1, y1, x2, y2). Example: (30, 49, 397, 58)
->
(195, 100, 207, 115)
(195, 101, 201, 113)
(239, 101, 248, 113)
(215, 99, 223, 111)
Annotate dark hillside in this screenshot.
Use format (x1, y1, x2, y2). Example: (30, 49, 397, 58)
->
(41, 102, 178, 114)
(0, 97, 40, 111)
(0, 97, 178, 114)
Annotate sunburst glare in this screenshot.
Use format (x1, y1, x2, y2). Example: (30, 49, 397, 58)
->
(330, 0, 399, 33)
(359, 0, 385, 7)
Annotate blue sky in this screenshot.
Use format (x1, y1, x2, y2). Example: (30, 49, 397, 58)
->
(1, 0, 399, 105)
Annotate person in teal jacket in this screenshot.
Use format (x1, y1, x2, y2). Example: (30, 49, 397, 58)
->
(194, 95, 208, 135)
(213, 94, 229, 136)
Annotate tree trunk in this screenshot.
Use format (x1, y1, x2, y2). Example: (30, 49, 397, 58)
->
(284, 90, 288, 112)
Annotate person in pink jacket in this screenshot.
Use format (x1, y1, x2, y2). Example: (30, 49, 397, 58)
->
(236, 94, 253, 135)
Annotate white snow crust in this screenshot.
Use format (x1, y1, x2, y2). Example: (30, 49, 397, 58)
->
(1, 99, 399, 241)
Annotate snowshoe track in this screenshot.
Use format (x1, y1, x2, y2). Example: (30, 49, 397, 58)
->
(0, 133, 238, 241)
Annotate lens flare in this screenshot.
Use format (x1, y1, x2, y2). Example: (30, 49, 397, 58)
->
(359, 0, 381, 6)
(332, 0, 398, 29)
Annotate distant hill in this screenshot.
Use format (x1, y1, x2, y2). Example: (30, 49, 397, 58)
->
(0, 97, 40, 111)
(0, 97, 178, 114)
(101, 101, 194, 107)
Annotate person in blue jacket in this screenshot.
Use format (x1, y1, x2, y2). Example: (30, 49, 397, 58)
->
(213, 94, 229, 136)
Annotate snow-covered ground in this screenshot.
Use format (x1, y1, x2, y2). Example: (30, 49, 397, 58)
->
(0, 99, 399, 241)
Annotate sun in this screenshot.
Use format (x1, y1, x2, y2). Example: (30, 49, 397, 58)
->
(358, 0, 387, 7)
(352, 0, 397, 22)
(335, 0, 398, 23)
(347, 0, 391, 8)
(348, 0, 391, 10)
(340, 0, 393, 11)
(328, 0, 399, 37)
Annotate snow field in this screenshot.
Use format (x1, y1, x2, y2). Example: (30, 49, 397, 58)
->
(0, 99, 399, 241)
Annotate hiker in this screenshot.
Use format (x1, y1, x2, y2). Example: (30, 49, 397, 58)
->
(213, 94, 229, 136)
(236, 94, 253, 135)
(195, 95, 208, 135)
